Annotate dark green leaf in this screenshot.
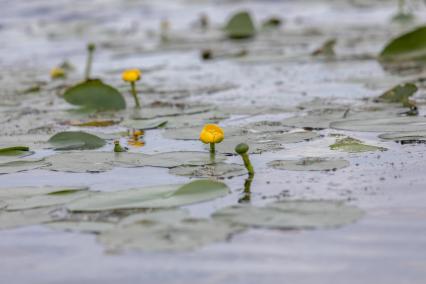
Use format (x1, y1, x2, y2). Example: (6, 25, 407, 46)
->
(63, 79, 126, 111)
(224, 11, 256, 39)
(380, 26, 426, 62)
(48, 131, 106, 150)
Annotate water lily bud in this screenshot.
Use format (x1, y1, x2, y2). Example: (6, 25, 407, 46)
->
(199, 124, 224, 144)
(50, 67, 66, 79)
(235, 143, 249, 155)
(87, 43, 96, 52)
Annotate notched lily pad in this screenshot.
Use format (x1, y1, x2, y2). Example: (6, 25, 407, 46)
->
(268, 157, 349, 171)
(63, 79, 126, 111)
(45, 152, 114, 173)
(330, 137, 386, 153)
(212, 200, 364, 230)
(48, 131, 106, 150)
(67, 180, 230, 212)
(0, 186, 88, 199)
(0, 207, 60, 230)
(169, 163, 246, 178)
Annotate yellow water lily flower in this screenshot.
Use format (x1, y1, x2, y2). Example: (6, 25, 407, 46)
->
(199, 124, 224, 144)
(128, 129, 145, 147)
(50, 67, 66, 79)
(122, 69, 141, 82)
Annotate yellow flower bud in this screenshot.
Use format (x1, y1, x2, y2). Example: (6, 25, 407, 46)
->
(122, 69, 141, 82)
(199, 124, 224, 144)
(50, 67, 66, 79)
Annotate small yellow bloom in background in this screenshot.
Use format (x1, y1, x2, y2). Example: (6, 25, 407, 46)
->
(199, 124, 224, 144)
(122, 69, 141, 82)
(128, 129, 145, 147)
(50, 67, 66, 79)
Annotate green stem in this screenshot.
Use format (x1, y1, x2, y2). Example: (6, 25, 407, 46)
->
(239, 176, 253, 204)
(85, 49, 94, 81)
(131, 82, 141, 109)
(209, 143, 215, 154)
(242, 153, 254, 177)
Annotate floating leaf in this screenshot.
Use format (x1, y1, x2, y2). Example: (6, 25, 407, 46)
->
(115, 151, 226, 168)
(224, 11, 256, 39)
(378, 131, 426, 142)
(67, 180, 229, 212)
(0, 186, 88, 199)
(212, 200, 363, 230)
(68, 120, 119, 127)
(0, 159, 49, 174)
(0, 146, 31, 157)
(48, 131, 106, 150)
(377, 83, 417, 103)
(380, 26, 426, 62)
(169, 163, 246, 178)
(45, 152, 115, 173)
(98, 218, 243, 252)
(268, 158, 349, 171)
(118, 209, 190, 227)
(131, 105, 212, 120)
(63, 79, 126, 110)
(46, 221, 115, 233)
(4, 191, 91, 211)
(330, 116, 426, 132)
(0, 207, 59, 230)
(330, 137, 386, 153)
(122, 119, 168, 130)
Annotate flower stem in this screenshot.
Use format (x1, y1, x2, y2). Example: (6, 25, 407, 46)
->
(131, 82, 141, 109)
(242, 153, 254, 177)
(85, 47, 94, 81)
(209, 143, 215, 154)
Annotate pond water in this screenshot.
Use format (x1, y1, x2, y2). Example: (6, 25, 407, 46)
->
(0, 0, 426, 283)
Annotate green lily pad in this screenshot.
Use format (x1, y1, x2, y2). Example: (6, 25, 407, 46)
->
(212, 200, 364, 230)
(225, 11, 256, 39)
(48, 131, 106, 150)
(380, 26, 426, 62)
(377, 83, 417, 103)
(67, 180, 230, 212)
(330, 137, 386, 153)
(330, 117, 426, 132)
(268, 157, 349, 171)
(0, 146, 31, 157)
(98, 218, 244, 252)
(169, 163, 247, 178)
(63, 79, 126, 111)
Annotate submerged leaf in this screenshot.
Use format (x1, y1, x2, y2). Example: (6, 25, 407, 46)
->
(169, 163, 246, 178)
(380, 26, 426, 62)
(63, 79, 126, 110)
(0, 159, 49, 174)
(268, 157, 349, 171)
(67, 180, 229, 212)
(98, 218, 243, 252)
(48, 131, 106, 150)
(224, 11, 256, 39)
(212, 200, 364, 229)
(330, 137, 386, 153)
